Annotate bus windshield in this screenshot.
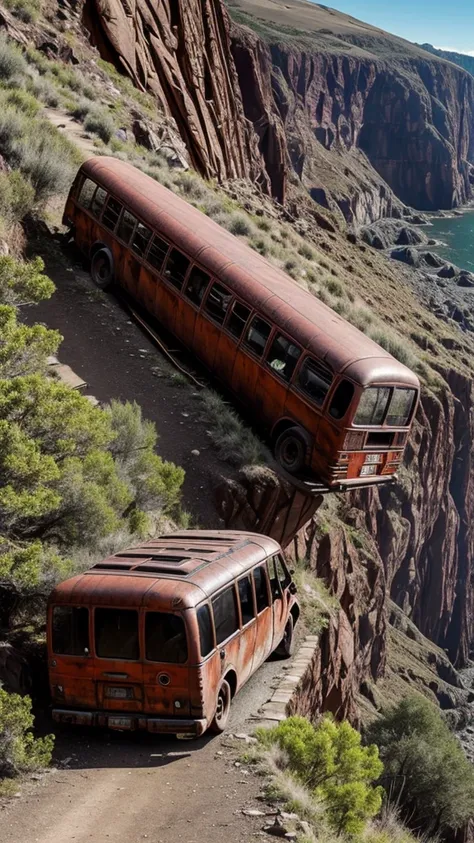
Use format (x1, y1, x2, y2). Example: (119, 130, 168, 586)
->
(354, 387, 416, 427)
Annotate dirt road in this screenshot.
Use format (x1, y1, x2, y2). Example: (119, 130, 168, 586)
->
(0, 659, 285, 843)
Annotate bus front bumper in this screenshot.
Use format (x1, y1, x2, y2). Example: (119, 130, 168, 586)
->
(52, 708, 207, 736)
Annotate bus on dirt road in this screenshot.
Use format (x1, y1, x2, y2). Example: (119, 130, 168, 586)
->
(64, 157, 420, 490)
(48, 531, 298, 737)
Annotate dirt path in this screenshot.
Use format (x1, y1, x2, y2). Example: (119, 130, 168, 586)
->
(23, 232, 234, 526)
(0, 660, 286, 843)
(45, 108, 97, 159)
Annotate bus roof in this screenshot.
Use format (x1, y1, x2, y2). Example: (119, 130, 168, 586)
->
(49, 531, 281, 612)
(81, 157, 419, 389)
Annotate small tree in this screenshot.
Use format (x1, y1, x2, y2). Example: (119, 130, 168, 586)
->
(366, 695, 474, 836)
(0, 689, 54, 778)
(258, 715, 384, 835)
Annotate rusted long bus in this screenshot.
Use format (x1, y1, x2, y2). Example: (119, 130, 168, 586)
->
(48, 531, 298, 736)
(64, 157, 420, 489)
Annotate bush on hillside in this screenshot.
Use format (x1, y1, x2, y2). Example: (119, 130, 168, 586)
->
(3, 0, 41, 23)
(84, 108, 114, 143)
(0, 35, 27, 80)
(258, 716, 384, 836)
(366, 695, 474, 836)
(0, 171, 35, 225)
(0, 690, 53, 778)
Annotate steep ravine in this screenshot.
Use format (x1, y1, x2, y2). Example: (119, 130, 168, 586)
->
(82, 0, 474, 221)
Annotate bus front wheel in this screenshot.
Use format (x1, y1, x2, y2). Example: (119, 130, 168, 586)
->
(91, 248, 114, 290)
(274, 615, 294, 659)
(275, 426, 308, 475)
(209, 679, 231, 734)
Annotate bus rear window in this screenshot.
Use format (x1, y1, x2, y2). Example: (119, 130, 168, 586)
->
(298, 357, 333, 406)
(385, 388, 416, 427)
(95, 608, 139, 660)
(329, 380, 355, 420)
(78, 178, 96, 209)
(354, 387, 390, 426)
(145, 612, 188, 664)
(52, 606, 89, 656)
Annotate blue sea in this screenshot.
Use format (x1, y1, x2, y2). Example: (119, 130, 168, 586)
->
(427, 210, 474, 273)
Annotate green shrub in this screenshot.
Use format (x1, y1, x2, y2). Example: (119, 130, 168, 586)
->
(0, 690, 54, 779)
(298, 242, 315, 260)
(24, 47, 50, 75)
(28, 75, 59, 107)
(368, 328, 417, 369)
(15, 134, 76, 201)
(227, 213, 255, 237)
(250, 236, 270, 255)
(3, 0, 41, 22)
(325, 277, 345, 297)
(200, 389, 267, 466)
(258, 716, 384, 836)
(0, 107, 26, 156)
(69, 98, 93, 121)
(4, 88, 41, 117)
(0, 171, 35, 223)
(0, 35, 27, 80)
(84, 108, 114, 143)
(174, 171, 207, 200)
(284, 258, 300, 278)
(366, 695, 474, 836)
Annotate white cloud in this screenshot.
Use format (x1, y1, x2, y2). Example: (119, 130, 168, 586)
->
(435, 46, 474, 56)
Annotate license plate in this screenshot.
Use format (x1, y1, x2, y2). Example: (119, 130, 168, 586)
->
(108, 716, 133, 730)
(360, 464, 377, 476)
(105, 686, 133, 700)
(365, 453, 381, 464)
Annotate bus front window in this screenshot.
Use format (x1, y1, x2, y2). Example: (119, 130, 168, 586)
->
(329, 380, 355, 420)
(386, 388, 416, 426)
(353, 387, 390, 426)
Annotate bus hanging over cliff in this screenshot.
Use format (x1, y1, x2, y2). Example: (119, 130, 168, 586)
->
(64, 157, 420, 490)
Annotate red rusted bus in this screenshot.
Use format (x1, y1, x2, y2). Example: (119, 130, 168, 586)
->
(48, 531, 298, 736)
(64, 157, 420, 489)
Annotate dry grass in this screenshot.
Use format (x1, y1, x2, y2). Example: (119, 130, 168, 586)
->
(199, 389, 269, 467)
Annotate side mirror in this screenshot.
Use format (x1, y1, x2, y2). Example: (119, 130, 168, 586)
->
(289, 582, 297, 595)
(289, 568, 295, 576)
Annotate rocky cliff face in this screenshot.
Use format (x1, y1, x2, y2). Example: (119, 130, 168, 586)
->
(82, 0, 474, 219)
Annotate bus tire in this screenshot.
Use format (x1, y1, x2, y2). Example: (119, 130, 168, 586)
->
(274, 615, 294, 659)
(91, 248, 114, 290)
(274, 426, 308, 475)
(209, 679, 231, 734)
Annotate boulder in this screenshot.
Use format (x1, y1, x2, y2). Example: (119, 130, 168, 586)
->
(390, 247, 420, 267)
(421, 251, 445, 268)
(438, 264, 459, 278)
(396, 226, 425, 246)
(457, 272, 474, 288)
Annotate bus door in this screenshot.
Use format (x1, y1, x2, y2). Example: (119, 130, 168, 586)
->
(193, 281, 231, 372)
(215, 299, 252, 386)
(156, 247, 190, 335)
(236, 575, 257, 686)
(231, 315, 272, 412)
(251, 563, 274, 672)
(269, 556, 293, 650)
(141, 610, 190, 718)
(180, 266, 212, 353)
(92, 607, 145, 718)
(254, 330, 301, 428)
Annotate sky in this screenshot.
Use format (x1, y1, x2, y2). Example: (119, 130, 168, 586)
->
(327, 0, 474, 53)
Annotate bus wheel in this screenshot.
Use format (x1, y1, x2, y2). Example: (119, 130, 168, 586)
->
(275, 426, 308, 475)
(91, 248, 114, 290)
(274, 616, 294, 658)
(209, 679, 231, 734)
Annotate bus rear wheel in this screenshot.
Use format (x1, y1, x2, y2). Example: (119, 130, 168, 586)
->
(91, 248, 114, 290)
(275, 426, 308, 475)
(209, 679, 231, 734)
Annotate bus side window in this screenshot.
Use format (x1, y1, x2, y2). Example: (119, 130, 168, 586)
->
(204, 282, 232, 324)
(275, 555, 291, 589)
(163, 248, 190, 291)
(102, 197, 122, 232)
(329, 379, 355, 420)
(132, 222, 152, 258)
(227, 301, 251, 339)
(117, 209, 137, 245)
(238, 576, 255, 626)
(90, 186, 107, 219)
(297, 357, 333, 406)
(184, 267, 210, 306)
(147, 235, 169, 272)
(253, 564, 270, 612)
(244, 315, 272, 358)
(78, 178, 96, 209)
(197, 604, 214, 658)
(267, 333, 301, 381)
(212, 586, 239, 645)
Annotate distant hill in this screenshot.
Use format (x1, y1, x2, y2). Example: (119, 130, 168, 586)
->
(417, 43, 474, 76)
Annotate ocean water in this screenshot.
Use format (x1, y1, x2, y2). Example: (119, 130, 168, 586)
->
(427, 210, 474, 273)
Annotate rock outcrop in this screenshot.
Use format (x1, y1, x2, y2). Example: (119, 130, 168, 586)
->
(82, 0, 474, 220)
